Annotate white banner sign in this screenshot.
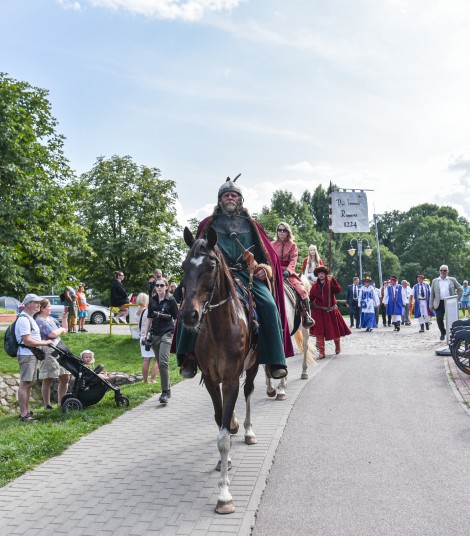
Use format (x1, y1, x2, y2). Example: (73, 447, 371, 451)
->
(330, 191, 369, 233)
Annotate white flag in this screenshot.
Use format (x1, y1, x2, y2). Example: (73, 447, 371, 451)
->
(330, 191, 369, 233)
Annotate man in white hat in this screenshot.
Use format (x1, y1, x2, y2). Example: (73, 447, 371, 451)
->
(15, 294, 54, 422)
(430, 265, 463, 341)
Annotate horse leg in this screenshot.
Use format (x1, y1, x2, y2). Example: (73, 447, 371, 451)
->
(230, 409, 239, 435)
(276, 377, 286, 401)
(203, 374, 223, 429)
(244, 363, 258, 444)
(301, 327, 309, 380)
(264, 365, 276, 398)
(216, 380, 239, 514)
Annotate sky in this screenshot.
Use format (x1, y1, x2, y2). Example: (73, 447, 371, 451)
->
(3, 0, 470, 226)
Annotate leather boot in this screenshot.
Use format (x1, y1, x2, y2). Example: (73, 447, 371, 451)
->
(317, 336, 325, 359)
(179, 353, 197, 379)
(425, 322, 430, 330)
(334, 338, 341, 355)
(419, 324, 425, 333)
(395, 322, 401, 332)
(301, 298, 314, 328)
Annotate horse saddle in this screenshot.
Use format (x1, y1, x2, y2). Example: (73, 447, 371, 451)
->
(234, 279, 259, 336)
(283, 278, 302, 336)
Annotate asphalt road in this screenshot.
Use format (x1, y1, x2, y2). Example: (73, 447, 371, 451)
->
(253, 350, 470, 536)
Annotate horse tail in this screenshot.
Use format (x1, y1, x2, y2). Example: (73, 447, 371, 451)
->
(300, 274, 311, 294)
(292, 330, 317, 364)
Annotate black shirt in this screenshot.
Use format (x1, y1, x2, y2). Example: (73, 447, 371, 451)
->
(147, 295, 178, 336)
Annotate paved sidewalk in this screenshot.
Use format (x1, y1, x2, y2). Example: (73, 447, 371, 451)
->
(446, 353, 470, 414)
(0, 354, 329, 536)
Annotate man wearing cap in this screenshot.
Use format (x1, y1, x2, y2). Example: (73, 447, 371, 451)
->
(413, 274, 432, 333)
(175, 176, 293, 379)
(430, 265, 463, 341)
(382, 275, 407, 331)
(401, 280, 413, 326)
(309, 266, 351, 358)
(346, 276, 361, 328)
(15, 294, 54, 422)
(358, 277, 379, 332)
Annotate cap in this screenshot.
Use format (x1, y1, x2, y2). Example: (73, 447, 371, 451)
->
(314, 265, 329, 276)
(389, 275, 398, 281)
(23, 293, 42, 305)
(417, 274, 424, 279)
(363, 276, 371, 282)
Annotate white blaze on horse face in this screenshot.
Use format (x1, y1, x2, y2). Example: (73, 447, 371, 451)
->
(190, 255, 205, 268)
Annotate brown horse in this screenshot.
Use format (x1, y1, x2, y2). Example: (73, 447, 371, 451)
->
(180, 226, 258, 515)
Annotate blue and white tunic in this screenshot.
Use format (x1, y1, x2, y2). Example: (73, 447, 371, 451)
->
(383, 284, 406, 316)
(359, 285, 379, 329)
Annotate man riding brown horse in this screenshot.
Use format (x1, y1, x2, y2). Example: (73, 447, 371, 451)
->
(175, 176, 294, 379)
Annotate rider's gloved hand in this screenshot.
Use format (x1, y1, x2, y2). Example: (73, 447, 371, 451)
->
(283, 270, 290, 277)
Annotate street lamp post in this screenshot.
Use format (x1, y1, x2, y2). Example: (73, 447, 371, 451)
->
(348, 238, 372, 281)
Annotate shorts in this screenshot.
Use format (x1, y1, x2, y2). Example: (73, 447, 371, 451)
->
(78, 310, 88, 318)
(17, 354, 37, 382)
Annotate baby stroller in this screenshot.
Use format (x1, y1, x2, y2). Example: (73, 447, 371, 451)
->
(50, 341, 130, 413)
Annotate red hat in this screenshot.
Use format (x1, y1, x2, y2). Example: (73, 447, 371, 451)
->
(389, 275, 398, 281)
(417, 274, 424, 279)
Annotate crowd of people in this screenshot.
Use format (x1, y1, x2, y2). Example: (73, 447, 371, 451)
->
(12, 178, 468, 420)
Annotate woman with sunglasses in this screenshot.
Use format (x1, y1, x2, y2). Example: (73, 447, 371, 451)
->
(271, 221, 314, 328)
(142, 278, 178, 404)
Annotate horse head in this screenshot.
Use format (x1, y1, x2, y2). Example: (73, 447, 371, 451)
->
(181, 226, 221, 329)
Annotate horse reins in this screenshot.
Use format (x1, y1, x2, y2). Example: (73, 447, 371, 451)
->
(199, 252, 232, 317)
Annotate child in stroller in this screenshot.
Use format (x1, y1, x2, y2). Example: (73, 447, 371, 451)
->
(51, 341, 129, 412)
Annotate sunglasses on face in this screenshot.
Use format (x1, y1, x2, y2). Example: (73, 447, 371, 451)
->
(440, 270, 448, 272)
(277, 228, 287, 232)
(155, 283, 166, 288)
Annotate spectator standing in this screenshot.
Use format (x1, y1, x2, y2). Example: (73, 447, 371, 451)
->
(346, 277, 361, 328)
(309, 266, 351, 358)
(301, 245, 324, 283)
(401, 280, 413, 326)
(383, 275, 407, 331)
(134, 293, 158, 384)
(76, 284, 88, 333)
(15, 294, 54, 422)
(430, 264, 463, 341)
(63, 277, 78, 333)
(110, 271, 129, 323)
(412, 274, 432, 332)
(460, 280, 470, 317)
(35, 299, 70, 409)
(142, 278, 178, 404)
(147, 268, 163, 297)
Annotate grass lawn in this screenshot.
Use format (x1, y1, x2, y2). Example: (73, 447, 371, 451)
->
(0, 331, 182, 488)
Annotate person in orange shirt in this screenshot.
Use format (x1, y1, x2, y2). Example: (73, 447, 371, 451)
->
(76, 284, 89, 333)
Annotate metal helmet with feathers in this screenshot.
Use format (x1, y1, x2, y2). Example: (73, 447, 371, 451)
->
(218, 174, 243, 199)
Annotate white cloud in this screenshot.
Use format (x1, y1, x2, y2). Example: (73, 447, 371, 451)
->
(58, 0, 82, 10)
(86, 0, 244, 21)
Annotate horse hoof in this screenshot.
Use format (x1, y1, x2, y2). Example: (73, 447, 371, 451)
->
(215, 459, 232, 471)
(276, 393, 286, 401)
(230, 423, 239, 435)
(245, 435, 257, 445)
(216, 500, 235, 514)
(267, 389, 276, 398)
(301, 373, 308, 380)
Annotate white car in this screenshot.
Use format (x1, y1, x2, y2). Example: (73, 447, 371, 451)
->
(38, 295, 111, 325)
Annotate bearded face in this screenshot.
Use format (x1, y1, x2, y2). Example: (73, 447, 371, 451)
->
(219, 192, 242, 215)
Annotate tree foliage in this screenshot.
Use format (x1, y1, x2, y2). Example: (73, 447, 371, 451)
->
(0, 73, 86, 295)
(76, 155, 182, 296)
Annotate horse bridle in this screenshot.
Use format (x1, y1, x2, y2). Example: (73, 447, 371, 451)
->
(198, 251, 232, 317)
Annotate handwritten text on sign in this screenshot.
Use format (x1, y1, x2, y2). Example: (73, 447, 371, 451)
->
(330, 191, 369, 233)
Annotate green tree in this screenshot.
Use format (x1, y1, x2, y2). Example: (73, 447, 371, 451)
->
(0, 73, 86, 295)
(77, 155, 182, 297)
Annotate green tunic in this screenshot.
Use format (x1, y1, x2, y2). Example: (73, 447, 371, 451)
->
(176, 226, 286, 366)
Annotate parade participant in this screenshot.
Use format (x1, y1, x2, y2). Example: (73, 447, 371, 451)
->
(301, 245, 324, 283)
(430, 264, 463, 341)
(271, 221, 313, 328)
(309, 266, 351, 359)
(175, 176, 293, 380)
(359, 276, 379, 332)
(347, 276, 361, 328)
(382, 275, 407, 331)
(401, 280, 412, 326)
(412, 274, 432, 332)
(379, 280, 390, 327)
